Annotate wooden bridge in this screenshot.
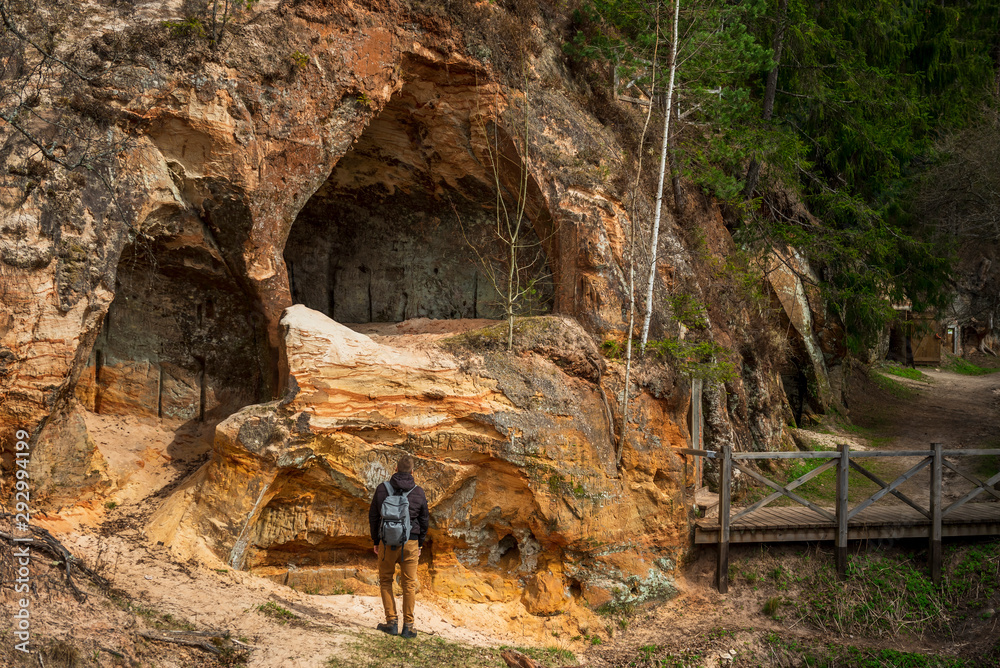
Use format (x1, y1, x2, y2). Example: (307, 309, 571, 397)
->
(674, 444, 1000, 593)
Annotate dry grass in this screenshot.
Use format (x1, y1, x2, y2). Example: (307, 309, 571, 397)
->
(728, 539, 1000, 640)
(325, 633, 575, 668)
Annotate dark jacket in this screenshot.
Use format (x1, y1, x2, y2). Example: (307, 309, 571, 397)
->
(369, 472, 429, 546)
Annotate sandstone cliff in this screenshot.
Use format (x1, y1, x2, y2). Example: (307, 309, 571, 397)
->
(0, 0, 837, 616)
(148, 306, 688, 611)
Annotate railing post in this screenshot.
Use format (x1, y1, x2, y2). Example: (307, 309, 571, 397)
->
(691, 378, 704, 489)
(717, 445, 731, 594)
(836, 443, 849, 578)
(930, 442, 943, 585)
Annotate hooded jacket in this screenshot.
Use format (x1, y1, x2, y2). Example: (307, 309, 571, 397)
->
(368, 471, 429, 546)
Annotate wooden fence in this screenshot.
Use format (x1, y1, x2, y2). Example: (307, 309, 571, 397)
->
(673, 444, 1000, 593)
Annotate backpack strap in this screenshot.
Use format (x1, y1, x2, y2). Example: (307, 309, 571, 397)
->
(384, 481, 413, 499)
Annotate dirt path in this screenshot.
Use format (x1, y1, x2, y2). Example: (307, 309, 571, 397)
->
(847, 365, 1000, 504)
(858, 368, 1000, 450)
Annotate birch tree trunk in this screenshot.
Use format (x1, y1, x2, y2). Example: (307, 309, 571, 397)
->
(640, 0, 681, 350)
(619, 11, 660, 466)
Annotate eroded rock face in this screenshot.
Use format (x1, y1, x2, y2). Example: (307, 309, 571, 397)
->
(0, 0, 824, 621)
(149, 305, 687, 609)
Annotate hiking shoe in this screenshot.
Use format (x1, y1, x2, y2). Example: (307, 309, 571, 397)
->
(400, 624, 417, 639)
(377, 621, 398, 636)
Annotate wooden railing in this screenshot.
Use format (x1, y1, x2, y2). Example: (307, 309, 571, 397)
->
(673, 444, 1000, 593)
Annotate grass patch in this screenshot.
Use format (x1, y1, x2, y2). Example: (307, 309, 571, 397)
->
(945, 354, 1000, 376)
(325, 633, 574, 668)
(506, 646, 576, 664)
(327, 582, 355, 595)
(785, 541, 1000, 637)
(627, 647, 708, 667)
(722, 541, 1000, 665)
(256, 601, 297, 623)
(736, 439, 905, 509)
(879, 363, 930, 382)
(871, 371, 919, 399)
(971, 453, 1000, 482)
(623, 626, 993, 666)
(762, 632, 977, 667)
(762, 596, 782, 617)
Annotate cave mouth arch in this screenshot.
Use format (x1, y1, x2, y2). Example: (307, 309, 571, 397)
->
(79, 236, 268, 422)
(284, 74, 555, 324)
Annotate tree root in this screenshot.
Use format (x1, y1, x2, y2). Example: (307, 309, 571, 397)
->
(0, 512, 110, 601)
(135, 630, 254, 656)
(500, 648, 580, 668)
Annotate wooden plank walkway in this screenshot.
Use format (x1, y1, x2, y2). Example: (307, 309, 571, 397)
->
(673, 443, 1000, 592)
(696, 502, 1000, 544)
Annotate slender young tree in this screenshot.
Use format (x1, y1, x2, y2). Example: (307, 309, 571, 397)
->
(639, 0, 680, 350)
(209, 0, 256, 50)
(459, 88, 550, 352)
(619, 13, 660, 466)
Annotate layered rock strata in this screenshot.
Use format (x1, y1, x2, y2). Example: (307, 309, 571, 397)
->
(149, 306, 689, 610)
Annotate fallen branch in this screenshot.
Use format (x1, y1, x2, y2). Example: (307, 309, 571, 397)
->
(163, 629, 256, 649)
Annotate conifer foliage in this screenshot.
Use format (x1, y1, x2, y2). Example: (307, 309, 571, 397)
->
(566, 0, 1000, 350)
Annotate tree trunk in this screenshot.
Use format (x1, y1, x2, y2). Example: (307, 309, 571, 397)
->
(640, 0, 680, 350)
(621, 13, 660, 466)
(668, 103, 686, 215)
(743, 0, 789, 200)
(211, 0, 220, 47)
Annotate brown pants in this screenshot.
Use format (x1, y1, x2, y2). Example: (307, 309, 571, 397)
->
(378, 540, 419, 626)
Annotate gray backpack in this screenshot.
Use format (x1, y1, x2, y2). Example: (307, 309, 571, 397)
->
(380, 482, 412, 548)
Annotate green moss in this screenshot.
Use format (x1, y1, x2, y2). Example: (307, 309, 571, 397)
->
(547, 474, 562, 494)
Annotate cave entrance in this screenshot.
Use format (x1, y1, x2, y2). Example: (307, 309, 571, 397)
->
(78, 237, 268, 421)
(284, 73, 555, 324)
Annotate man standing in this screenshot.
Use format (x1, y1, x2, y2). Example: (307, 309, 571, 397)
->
(369, 454, 429, 639)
